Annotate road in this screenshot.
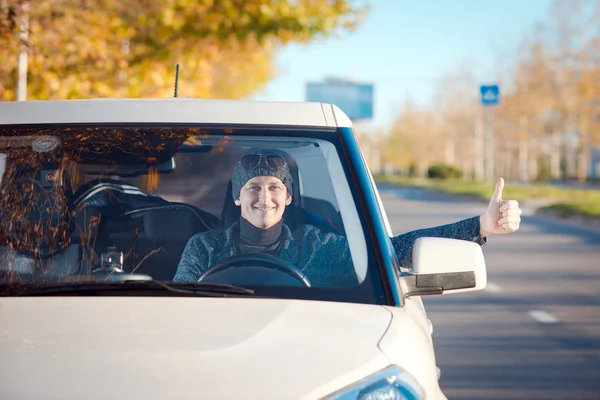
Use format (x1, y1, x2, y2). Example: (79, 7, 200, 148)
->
(376, 183, 600, 400)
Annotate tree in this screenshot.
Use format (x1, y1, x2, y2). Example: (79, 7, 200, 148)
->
(532, 0, 600, 180)
(381, 0, 600, 182)
(0, 0, 368, 100)
(433, 66, 478, 180)
(379, 100, 444, 176)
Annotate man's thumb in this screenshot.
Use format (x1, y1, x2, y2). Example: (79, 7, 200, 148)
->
(492, 177, 504, 203)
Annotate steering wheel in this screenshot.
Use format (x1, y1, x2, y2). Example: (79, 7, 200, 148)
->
(198, 253, 311, 287)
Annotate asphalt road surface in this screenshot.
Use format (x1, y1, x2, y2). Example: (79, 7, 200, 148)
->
(376, 183, 600, 400)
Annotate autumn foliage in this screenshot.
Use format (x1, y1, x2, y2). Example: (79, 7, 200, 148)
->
(374, 0, 600, 182)
(0, 0, 367, 100)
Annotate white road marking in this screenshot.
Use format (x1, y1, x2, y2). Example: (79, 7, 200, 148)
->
(484, 281, 503, 293)
(528, 310, 559, 324)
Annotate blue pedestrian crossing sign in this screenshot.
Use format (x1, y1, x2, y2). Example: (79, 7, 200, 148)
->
(480, 84, 500, 106)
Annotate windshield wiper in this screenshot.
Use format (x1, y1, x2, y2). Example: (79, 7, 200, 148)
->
(151, 281, 255, 295)
(0, 280, 255, 297)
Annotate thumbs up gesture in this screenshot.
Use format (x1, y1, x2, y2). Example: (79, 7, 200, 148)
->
(480, 178, 522, 237)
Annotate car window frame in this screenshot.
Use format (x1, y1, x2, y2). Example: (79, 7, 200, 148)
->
(0, 123, 391, 306)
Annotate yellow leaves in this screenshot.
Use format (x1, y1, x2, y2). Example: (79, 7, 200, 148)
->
(214, 135, 233, 151)
(259, 4, 274, 17)
(244, 3, 259, 15)
(576, 70, 600, 100)
(184, 136, 203, 147)
(144, 167, 160, 193)
(163, 8, 175, 25)
(161, 7, 187, 30)
(0, 0, 365, 101)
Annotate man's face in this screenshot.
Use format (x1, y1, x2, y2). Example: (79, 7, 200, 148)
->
(236, 176, 291, 229)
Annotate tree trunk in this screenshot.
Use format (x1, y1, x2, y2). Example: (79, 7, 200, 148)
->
(518, 115, 530, 182)
(474, 106, 485, 181)
(577, 113, 589, 182)
(484, 108, 495, 182)
(550, 130, 562, 179)
(17, 0, 29, 101)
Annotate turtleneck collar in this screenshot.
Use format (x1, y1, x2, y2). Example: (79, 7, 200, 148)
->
(239, 217, 283, 246)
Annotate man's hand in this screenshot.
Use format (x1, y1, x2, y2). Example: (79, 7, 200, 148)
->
(479, 177, 522, 237)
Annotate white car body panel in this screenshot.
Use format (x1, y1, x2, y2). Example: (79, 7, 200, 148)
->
(413, 237, 488, 294)
(381, 301, 447, 400)
(0, 297, 445, 399)
(0, 98, 482, 399)
(0, 98, 353, 128)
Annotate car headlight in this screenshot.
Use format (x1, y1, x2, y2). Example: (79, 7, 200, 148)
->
(321, 365, 425, 400)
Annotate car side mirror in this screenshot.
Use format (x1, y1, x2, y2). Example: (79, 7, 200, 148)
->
(399, 237, 487, 298)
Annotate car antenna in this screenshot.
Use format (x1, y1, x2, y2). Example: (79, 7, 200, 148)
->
(174, 63, 180, 98)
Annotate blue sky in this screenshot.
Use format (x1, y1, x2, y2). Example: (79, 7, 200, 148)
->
(250, 0, 554, 130)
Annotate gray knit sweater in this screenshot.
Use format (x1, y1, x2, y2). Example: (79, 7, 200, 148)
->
(173, 216, 486, 286)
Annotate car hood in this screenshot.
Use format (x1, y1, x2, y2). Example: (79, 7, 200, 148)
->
(0, 297, 393, 400)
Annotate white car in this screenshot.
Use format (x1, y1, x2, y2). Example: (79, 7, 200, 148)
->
(0, 98, 487, 400)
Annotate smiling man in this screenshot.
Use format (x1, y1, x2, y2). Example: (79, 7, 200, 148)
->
(173, 148, 522, 286)
(234, 175, 292, 229)
(227, 151, 294, 255)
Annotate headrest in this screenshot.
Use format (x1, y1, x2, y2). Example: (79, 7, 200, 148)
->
(143, 206, 205, 242)
(221, 181, 239, 228)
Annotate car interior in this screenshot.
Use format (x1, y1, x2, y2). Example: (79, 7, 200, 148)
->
(0, 135, 348, 284)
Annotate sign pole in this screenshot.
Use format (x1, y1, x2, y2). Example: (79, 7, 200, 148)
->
(479, 84, 500, 182)
(475, 105, 485, 181)
(485, 107, 495, 182)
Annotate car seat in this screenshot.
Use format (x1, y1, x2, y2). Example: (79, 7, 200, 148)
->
(75, 177, 221, 280)
(114, 204, 220, 280)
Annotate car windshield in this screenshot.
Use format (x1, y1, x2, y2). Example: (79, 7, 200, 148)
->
(0, 125, 385, 304)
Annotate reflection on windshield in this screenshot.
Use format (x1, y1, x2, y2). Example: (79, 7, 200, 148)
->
(0, 126, 372, 301)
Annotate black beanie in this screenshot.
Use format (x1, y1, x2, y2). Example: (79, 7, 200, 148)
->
(231, 149, 294, 201)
